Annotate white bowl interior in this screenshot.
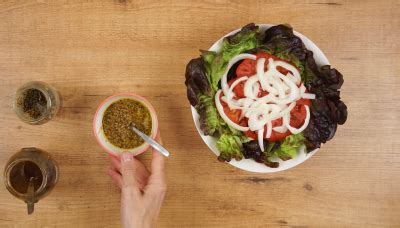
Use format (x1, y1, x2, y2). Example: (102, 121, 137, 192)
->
(94, 95, 158, 156)
(191, 24, 327, 173)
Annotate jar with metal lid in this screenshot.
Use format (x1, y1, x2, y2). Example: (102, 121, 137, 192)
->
(13, 81, 61, 125)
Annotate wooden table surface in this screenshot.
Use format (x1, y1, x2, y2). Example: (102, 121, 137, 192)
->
(0, 0, 399, 227)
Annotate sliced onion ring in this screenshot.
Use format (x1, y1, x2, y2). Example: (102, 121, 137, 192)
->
(258, 129, 264, 151)
(283, 105, 311, 134)
(214, 90, 249, 132)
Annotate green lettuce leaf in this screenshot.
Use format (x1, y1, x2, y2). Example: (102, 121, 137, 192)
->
(197, 94, 220, 136)
(273, 133, 305, 161)
(202, 24, 260, 92)
(201, 51, 217, 85)
(216, 134, 243, 162)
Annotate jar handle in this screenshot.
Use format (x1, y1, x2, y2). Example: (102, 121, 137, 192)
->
(26, 177, 36, 215)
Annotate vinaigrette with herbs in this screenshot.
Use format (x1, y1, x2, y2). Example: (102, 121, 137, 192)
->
(102, 99, 152, 149)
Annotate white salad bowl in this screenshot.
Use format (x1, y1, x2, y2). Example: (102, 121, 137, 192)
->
(191, 24, 329, 173)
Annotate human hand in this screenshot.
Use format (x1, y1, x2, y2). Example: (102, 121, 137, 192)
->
(108, 136, 166, 228)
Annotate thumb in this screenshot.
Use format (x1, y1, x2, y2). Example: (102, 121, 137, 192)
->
(120, 152, 139, 189)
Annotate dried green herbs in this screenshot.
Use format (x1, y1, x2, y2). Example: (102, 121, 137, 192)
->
(102, 99, 152, 149)
(17, 89, 47, 119)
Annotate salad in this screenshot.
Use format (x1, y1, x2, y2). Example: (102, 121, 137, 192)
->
(185, 24, 347, 168)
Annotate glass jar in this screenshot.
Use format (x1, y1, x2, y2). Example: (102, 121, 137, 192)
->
(13, 81, 61, 125)
(3, 148, 59, 214)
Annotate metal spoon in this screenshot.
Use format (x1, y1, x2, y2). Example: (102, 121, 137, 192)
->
(129, 123, 170, 157)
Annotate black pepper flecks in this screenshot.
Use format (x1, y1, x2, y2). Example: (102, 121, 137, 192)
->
(102, 99, 152, 149)
(17, 89, 47, 119)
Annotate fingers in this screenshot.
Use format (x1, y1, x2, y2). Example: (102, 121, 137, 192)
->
(150, 149, 165, 179)
(150, 134, 165, 179)
(109, 155, 121, 173)
(111, 153, 149, 183)
(120, 153, 141, 196)
(107, 168, 122, 189)
(146, 133, 166, 194)
(132, 158, 151, 190)
(117, 131, 166, 197)
(144, 151, 167, 199)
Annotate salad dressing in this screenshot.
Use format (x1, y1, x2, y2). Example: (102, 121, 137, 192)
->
(102, 99, 152, 149)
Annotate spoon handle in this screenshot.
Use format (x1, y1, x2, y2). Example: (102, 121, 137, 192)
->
(130, 125, 170, 157)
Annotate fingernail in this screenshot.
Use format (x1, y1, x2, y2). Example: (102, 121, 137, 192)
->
(122, 153, 132, 162)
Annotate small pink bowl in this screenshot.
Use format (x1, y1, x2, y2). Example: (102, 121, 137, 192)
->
(93, 93, 159, 157)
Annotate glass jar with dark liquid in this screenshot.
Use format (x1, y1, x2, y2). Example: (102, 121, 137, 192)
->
(3, 148, 58, 214)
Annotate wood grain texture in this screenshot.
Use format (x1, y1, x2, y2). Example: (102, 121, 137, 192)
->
(0, 0, 399, 227)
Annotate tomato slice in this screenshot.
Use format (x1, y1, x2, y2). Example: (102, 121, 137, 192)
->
(236, 60, 256, 78)
(229, 79, 268, 99)
(243, 118, 291, 142)
(223, 106, 241, 123)
(236, 51, 299, 77)
(228, 78, 246, 98)
(290, 98, 311, 128)
(263, 118, 290, 142)
(236, 52, 272, 77)
(244, 130, 257, 139)
(220, 94, 242, 124)
(268, 130, 291, 142)
(297, 98, 311, 106)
